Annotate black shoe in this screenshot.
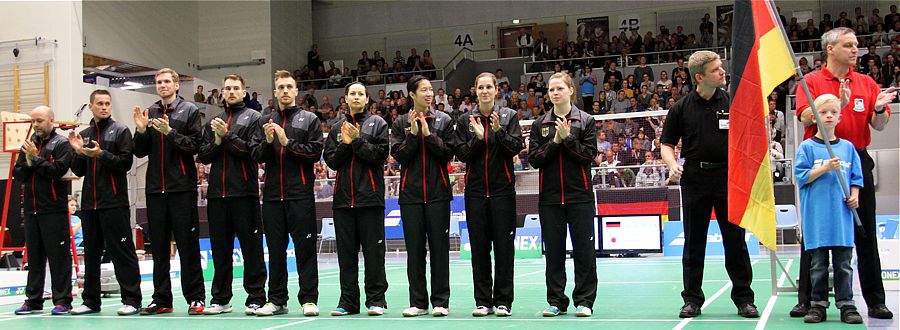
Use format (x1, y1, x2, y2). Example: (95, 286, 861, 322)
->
(868, 304, 894, 319)
(679, 302, 701, 318)
(840, 307, 863, 324)
(804, 306, 826, 323)
(737, 303, 759, 318)
(789, 303, 809, 317)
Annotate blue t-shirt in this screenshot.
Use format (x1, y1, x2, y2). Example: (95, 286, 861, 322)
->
(70, 214, 83, 247)
(579, 72, 596, 95)
(795, 137, 863, 250)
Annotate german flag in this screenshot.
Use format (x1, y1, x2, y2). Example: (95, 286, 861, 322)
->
(728, 0, 795, 251)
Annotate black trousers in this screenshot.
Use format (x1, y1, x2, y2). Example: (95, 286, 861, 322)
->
(539, 202, 597, 309)
(24, 212, 73, 308)
(400, 201, 450, 309)
(207, 197, 266, 306)
(582, 95, 594, 110)
(261, 199, 318, 306)
(796, 149, 885, 307)
(465, 195, 516, 308)
(80, 207, 142, 310)
(146, 192, 205, 307)
(680, 164, 754, 307)
(334, 206, 388, 312)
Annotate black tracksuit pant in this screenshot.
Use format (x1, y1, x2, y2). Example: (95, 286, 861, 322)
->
(261, 199, 318, 306)
(24, 212, 73, 308)
(465, 195, 516, 309)
(146, 192, 205, 307)
(539, 202, 597, 309)
(401, 201, 450, 309)
(333, 206, 387, 313)
(207, 197, 266, 307)
(80, 207, 142, 310)
(680, 164, 754, 307)
(796, 149, 885, 307)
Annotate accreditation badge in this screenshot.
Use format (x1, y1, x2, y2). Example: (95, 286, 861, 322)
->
(853, 98, 865, 112)
(541, 126, 549, 137)
(336, 131, 342, 141)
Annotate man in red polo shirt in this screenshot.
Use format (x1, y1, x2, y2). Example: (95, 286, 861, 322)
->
(793, 27, 897, 320)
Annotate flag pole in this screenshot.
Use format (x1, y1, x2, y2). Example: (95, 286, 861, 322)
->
(767, 1, 863, 231)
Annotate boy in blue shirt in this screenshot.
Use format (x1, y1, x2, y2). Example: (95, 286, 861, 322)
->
(795, 94, 863, 324)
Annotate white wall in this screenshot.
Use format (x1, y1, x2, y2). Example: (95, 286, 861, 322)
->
(83, 1, 199, 72)
(0, 1, 83, 177)
(197, 1, 273, 96)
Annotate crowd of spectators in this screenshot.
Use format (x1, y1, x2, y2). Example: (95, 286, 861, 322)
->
(294, 46, 439, 91)
(187, 5, 900, 202)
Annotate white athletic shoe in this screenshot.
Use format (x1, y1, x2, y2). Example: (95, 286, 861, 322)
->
(116, 305, 139, 316)
(255, 302, 288, 316)
(495, 305, 512, 317)
(244, 304, 261, 315)
(432, 306, 449, 317)
(472, 306, 493, 316)
(402, 307, 428, 317)
(575, 305, 592, 317)
(203, 303, 233, 315)
(70, 305, 99, 315)
(367, 306, 384, 316)
(302, 303, 319, 316)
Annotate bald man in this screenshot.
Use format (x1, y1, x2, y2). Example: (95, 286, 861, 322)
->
(13, 106, 75, 315)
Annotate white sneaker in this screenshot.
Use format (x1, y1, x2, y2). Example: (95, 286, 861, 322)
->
(367, 306, 384, 316)
(245, 304, 262, 315)
(70, 305, 99, 315)
(255, 302, 288, 316)
(472, 306, 493, 316)
(575, 305, 592, 317)
(402, 306, 428, 317)
(203, 303, 233, 315)
(302, 303, 319, 316)
(432, 306, 449, 317)
(495, 305, 512, 317)
(116, 305, 139, 316)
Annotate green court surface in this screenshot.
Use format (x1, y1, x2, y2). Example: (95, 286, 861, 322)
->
(0, 255, 893, 329)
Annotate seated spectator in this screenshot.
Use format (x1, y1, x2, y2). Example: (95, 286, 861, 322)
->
(597, 131, 611, 153)
(635, 151, 664, 187)
(366, 65, 382, 84)
(406, 48, 420, 71)
(610, 90, 630, 113)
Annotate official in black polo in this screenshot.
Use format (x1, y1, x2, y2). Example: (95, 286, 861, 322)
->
(660, 50, 757, 319)
(13, 106, 75, 315)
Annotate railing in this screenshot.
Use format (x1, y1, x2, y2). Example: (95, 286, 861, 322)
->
(441, 47, 475, 78)
(296, 68, 445, 91)
(622, 46, 729, 67)
(523, 54, 620, 75)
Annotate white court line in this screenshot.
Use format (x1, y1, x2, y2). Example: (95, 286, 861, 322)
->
(20, 314, 757, 322)
(260, 318, 315, 330)
(0, 265, 405, 318)
(514, 269, 545, 278)
(672, 259, 760, 330)
(755, 259, 793, 330)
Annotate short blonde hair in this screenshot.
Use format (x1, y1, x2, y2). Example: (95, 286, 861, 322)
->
(687, 51, 720, 84)
(155, 68, 179, 81)
(813, 93, 840, 111)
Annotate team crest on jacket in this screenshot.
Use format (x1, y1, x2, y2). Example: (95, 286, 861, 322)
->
(541, 126, 549, 137)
